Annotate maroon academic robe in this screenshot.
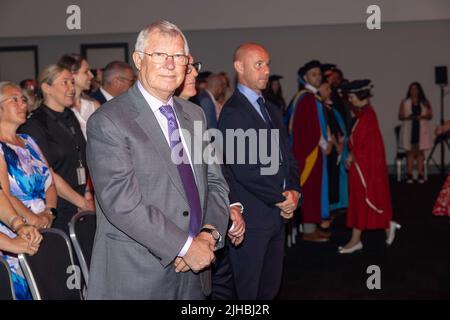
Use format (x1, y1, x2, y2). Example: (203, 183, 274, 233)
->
(292, 92, 323, 224)
(347, 105, 392, 229)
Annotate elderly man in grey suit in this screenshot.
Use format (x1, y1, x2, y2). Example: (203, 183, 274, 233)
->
(85, 20, 230, 300)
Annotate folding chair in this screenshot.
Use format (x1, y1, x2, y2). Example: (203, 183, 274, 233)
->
(0, 255, 16, 300)
(18, 228, 83, 300)
(68, 211, 96, 285)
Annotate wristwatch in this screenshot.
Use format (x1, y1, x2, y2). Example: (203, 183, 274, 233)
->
(199, 227, 223, 249)
(46, 208, 58, 221)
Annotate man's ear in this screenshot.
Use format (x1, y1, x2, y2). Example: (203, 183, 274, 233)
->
(112, 77, 121, 89)
(303, 74, 308, 84)
(132, 51, 142, 71)
(234, 60, 243, 74)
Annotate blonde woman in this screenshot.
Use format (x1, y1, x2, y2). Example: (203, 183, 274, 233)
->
(19, 66, 94, 234)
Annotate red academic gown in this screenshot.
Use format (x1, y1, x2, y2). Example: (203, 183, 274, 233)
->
(292, 92, 323, 224)
(347, 105, 392, 229)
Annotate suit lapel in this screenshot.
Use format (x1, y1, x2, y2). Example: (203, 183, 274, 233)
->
(235, 90, 269, 129)
(128, 85, 188, 204)
(234, 90, 288, 179)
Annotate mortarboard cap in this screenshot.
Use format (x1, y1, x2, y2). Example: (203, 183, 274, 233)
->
(297, 60, 322, 79)
(341, 79, 373, 93)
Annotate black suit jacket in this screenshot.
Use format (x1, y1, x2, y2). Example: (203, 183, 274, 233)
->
(217, 89, 300, 229)
(90, 89, 107, 105)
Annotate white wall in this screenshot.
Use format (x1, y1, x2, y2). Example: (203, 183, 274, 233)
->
(0, 17, 449, 165)
(186, 20, 450, 168)
(1, 0, 450, 38)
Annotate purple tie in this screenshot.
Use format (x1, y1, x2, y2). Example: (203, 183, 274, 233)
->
(159, 104, 201, 236)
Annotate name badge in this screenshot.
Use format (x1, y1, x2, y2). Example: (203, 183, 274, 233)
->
(77, 161, 86, 185)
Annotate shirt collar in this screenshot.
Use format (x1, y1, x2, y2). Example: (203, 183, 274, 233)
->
(100, 87, 114, 101)
(137, 80, 173, 113)
(205, 89, 217, 104)
(237, 83, 263, 104)
(305, 83, 319, 94)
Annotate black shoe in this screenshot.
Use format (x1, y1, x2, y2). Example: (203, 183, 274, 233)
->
(406, 174, 414, 184)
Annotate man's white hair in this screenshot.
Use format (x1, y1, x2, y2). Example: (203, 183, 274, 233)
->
(134, 20, 189, 59)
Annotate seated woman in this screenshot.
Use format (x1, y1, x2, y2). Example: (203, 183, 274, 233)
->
(19, 66, 94, 234)
(0, 81, 56, 228)
(0, 190, 42, 300)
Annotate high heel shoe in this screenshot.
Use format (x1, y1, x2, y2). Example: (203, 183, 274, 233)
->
(338, 242, 363, 254)
(386, 221, 401, 246)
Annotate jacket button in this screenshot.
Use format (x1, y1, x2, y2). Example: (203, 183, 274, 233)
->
(183, 211, 189, 217)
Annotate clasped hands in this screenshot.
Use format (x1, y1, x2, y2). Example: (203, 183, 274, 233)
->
(174, 230, 216, 273)
(27, 210, 54, 230)
(174, 205, 247, 273)
(9, 220, 43, 256)
(276, 190, 300, 219)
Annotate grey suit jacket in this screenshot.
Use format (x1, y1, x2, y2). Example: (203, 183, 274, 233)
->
(85, 83, 230, 300)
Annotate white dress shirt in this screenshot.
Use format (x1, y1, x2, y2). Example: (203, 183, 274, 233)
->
(137, 81, 197, 257)
(100, 87, 114, 101)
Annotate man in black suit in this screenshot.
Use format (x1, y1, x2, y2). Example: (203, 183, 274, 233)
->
(217, 43, 301, 299)
(90, 61, 134, 104)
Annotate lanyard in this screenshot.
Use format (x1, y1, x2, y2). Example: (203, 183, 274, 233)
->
(42, 107, 84, 165)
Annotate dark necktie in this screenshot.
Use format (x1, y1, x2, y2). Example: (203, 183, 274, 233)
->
(257, 97, 273, 128)
(257, 97, 285, 176)
(159, 104, 201, 236)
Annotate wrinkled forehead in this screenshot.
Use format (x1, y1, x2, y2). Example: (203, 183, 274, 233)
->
(3, 85, 21, 95)
(145, 29, 184, 50)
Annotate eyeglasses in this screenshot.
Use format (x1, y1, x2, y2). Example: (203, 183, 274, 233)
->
(187, 62, 202, 74)
(0, 95, 28, 105)
(137, 51, 189, 66)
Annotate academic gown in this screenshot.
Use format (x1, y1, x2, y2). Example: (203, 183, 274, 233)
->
(347, 105, 392, 229)
(326, 104, 349, 211)
(290, 91, 328, 224)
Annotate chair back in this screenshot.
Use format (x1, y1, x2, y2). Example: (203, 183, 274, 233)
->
(0, 255, 16, 300)
(68, 211, 96, 285)
(18, 228, 83, 300)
